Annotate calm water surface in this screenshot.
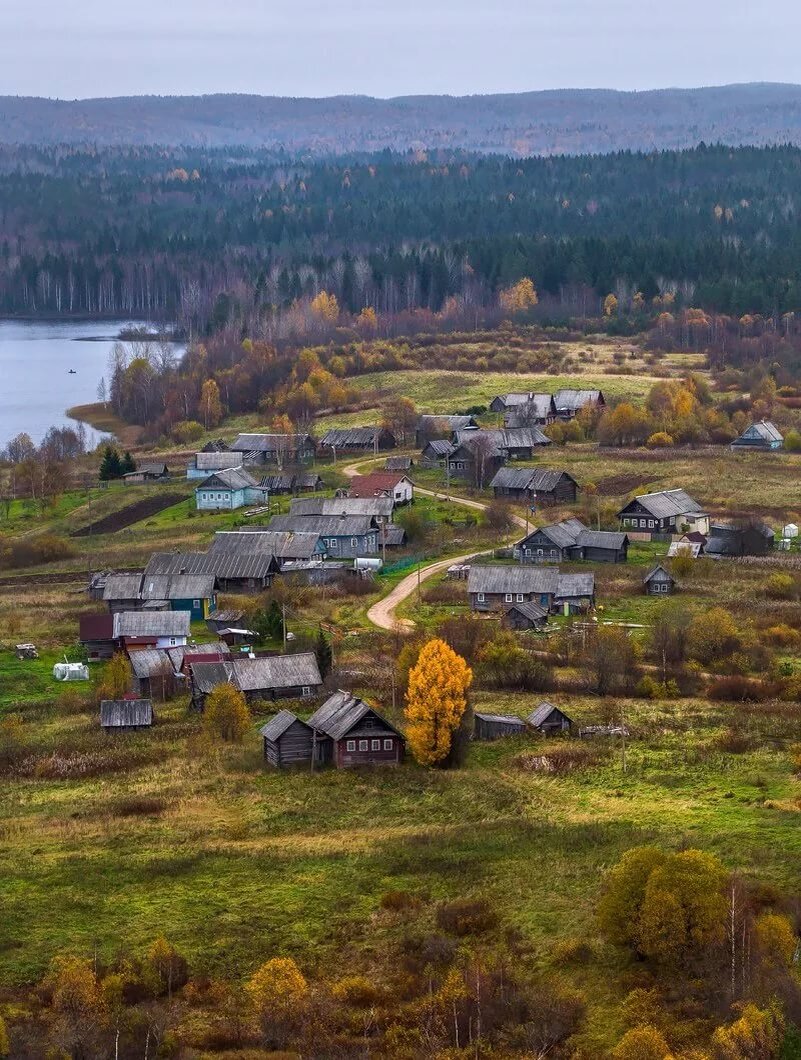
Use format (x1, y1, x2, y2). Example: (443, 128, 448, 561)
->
(0, 320, 169, 446)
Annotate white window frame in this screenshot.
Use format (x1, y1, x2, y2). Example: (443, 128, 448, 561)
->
(536, 548, 544, 556)
(359, 739, 368, 751)
(329, 538, 338, 550)
(383, 738, 393, 750)
(516, 593, 524, 602)
(193, 599, 201, 609)
(302, 685, 312, 696)
(346, 739, 356, 751)
(371, 739, 381, 751)
(505, 593, 513, 602)
(351, 537, 357, 546)
(477, 592, 485, 602)
(648, 519, 655, 528)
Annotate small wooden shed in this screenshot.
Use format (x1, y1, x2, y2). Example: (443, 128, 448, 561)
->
(527, 702, 572, 734)
(260, 710, 314, 768)
(101, 699, 154, 732)
(473, 712, 526, 741)
(501, 600, 549, 631)
(643, 564, 676, 596)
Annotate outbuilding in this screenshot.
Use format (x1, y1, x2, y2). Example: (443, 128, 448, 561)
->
(260, 710, 315, 767)
(527, 702, 573, 734)
(100, 699, 154, 731)
(643, 565, 676, 595)
(473, 712, 526, 741)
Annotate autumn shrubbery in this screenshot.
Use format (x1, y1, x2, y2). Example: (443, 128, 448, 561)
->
(0, 533, 75, 569)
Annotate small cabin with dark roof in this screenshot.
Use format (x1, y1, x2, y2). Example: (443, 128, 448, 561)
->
(101, 699, 154, 732)
(473, 712, 526, 741)
(260, 710, 315, 768)
(500, 600, 549, 631)
(307, 690, 405, 768)
(644, 565, 676, 595)
(731, 420, 783, 451)
(527, 702, 572, 734)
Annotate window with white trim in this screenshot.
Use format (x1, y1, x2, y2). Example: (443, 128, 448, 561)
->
(516, 593, 524, 602)
(477, 592, 485, 602)
(383, 738, 393, 750)
(351, 537, 357, 546)
(505, 593, 513, 602)
(648, 519, 655, 528)
(371, 739, 381, 751)
(359, 739, 368, 751)
(193, 599, 201, 609)
(346, 739, 356, 751)
(302, 686, 311, 696)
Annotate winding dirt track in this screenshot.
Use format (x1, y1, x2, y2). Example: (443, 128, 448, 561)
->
(341, 458, 527, 632)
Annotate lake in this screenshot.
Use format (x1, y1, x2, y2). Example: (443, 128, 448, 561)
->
(0, 319, 171, 447)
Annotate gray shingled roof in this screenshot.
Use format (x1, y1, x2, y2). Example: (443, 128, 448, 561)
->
(468, 565, 561, 595)
(574, 529, 628, 550)
(210, 530, 324, 560)
(268, 514, 376, 537)
(140, 573, 216, 601)
(194, 451, 242, 471)
(491, 467, 574, 492)
(385, 456, 412, 471)
(112, 611, 191, 639)
(528, 701, 572, 727)
(532, 518, 588, 550)
(230, 433, 314, 453)
(737, 420, 784, 443)
(454, 427, 551, 449)
(421, 439, 456, 456)
(504, 394, 556, 424)
(383, 525, 407, 546)
(623, 488, 703, 519)
(289, 497, 394, 519)
(128, 649, 178, 679)
(197, 467, 260, 491)
(188, 660, 235, 693)
(233, 653, 321, 692)
(103, 573, 144, 601)
(307, 689, 402, 741)
(553, 389, 603, 412)
(100, 700, 154, 727)
(145, 551, 275, 582)
(506, 600, 549, 622)
(417, 414, 476, 431)
(319, 427, 388, 447)
(259, 709, 310, 741)
(474, 712, 525, 727)
(644, 564, 674, 583)
(554, 572, 596, 598)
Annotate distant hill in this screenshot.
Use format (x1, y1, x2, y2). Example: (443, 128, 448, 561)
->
(4, 83, 801, 155)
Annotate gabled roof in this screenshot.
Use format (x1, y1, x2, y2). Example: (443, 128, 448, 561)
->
(620, 488, 703, 519)
(290, 496, 394, 518)
(128, 648, 178, 679)
(259, 709, 311, 742)
(348, 473, 411, 497)
(230, 432, 315, 453)
(103, 573, 144, 601)
(232, 652, 321, 692)
(491, 467, 576, 492)
(145, 551, 276, 582)
(210, 530, 324, 560)
(383, 525, 407, 546)
(528, 701, 572, 727)
(554, 572, 596, 598)
(101, 700, 154, 727)
(468, 565, 561, 595)
(421, 439, 456, 456)
(506, 600, 549, 622)
(188, 660, 236, 693)
(140, 573, 216, 601)
(504, 394, 557, 424)
(474, 712, 525, 726)
(385, 456, 412, 471)
(307, 689, 403, 741)
(523, 518, 587, 550)
(454, 427, 551, 449)
(553, 389, 604, 412)
(494, 392, 555, 410)
(319, 427, 392, 447)
(417, 414, 477, 431)
(197, 467, 260, 491)
(112, 611, 191, 639)
(268, 514, 376, 537)
(574, 529, 628, 550)
(644, 564, 674, 583)
(194, 450, 242, 471)
(736, 420, 783, 443)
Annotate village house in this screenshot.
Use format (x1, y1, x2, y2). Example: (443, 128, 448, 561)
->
(100, 699, 154, 732)
(503, 394, 558, 428)
(259, 472, 324, 494)
(268, 514, 380, 557)
(230, 432, 317, 466)
(491, 467, 579, 505)
(552, 389, 606, 420)
(500, 600, 550, 631)
(643, 564, 676, 595)
(122, 462, 170, 484)
(731, 420, 784, 451)
(419, 438, 457, 467)
(112, 611, 191, 651)
(467, 565, 595, 614)
(210, 529, 328, 566)
(705, 521, 775, 557)
(528, 702, 573, 734)
(453, 427, 551, 460)
(188, 651, 323, 710)
(473, 712, 526, 741)
(306, 690, 406, 768)
(195, 467, 270, 511)
(445, 437, 505, 486)
(515, 519, 629, 563)
(289, 496, 395, 522)
(102, 573, 147, 613)
(187, 450, 243, 479)
(104, 571, 217, 620)
(348, 472, 414, 507)
(128, 649, 184, 699)
(145, 551, 277, 594)
(415, 414, 479, 447)
(78, 612, 116, 661)
(617, 488, 708, 536)
(319, 426, 396, 455)
(260, 710, 315, 768)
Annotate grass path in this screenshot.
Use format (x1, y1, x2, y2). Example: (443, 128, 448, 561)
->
(341, 457, 527, 631)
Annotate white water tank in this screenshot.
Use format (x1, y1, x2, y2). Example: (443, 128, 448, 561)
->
(783, 523, 798, 539)
(354, 557, 383, 572)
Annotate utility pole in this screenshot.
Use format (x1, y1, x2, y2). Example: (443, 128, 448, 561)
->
(620, 702, 627, 774)
(282, 603, 287, 651)
(417, 560, 422, 601)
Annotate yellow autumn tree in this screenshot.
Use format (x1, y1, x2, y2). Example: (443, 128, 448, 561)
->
(603, 293, 619, 316)
(612, 1025, 674, 1060)
(310, 290, 340, 323)
(200, 378, 224, 429)
(499, 277, 539, 314)
(404, 638, 472, 767)
(246, 957, 308, 1047)
(203, 683, 251, 742)
(357, 306, 378, 331)
(97, 653, 131, 702)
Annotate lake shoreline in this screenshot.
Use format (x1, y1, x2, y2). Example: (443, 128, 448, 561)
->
(66, 402, 141, 448)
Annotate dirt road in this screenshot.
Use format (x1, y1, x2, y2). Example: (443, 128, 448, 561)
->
(341, 458, 527, 631)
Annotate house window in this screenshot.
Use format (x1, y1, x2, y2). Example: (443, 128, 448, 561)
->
(371, 739, 381, 751)
(524, 548, 531, 556)
(516, 593, 524, 602)
(648, 520, 655, 528)
(346, 739, 356, 751)
(169, 638, 177, 646)
(477, 592, 485, 602)
(329, 539, 338, 550)
(383, 738, 393, 750)
(193, 599, 200, 609)
(505, 593, 513, 602)
(351, 537, 357, 546)
(301, 686, 312, 697)
(536, 548, 544, 556)
(359, 739, 368, 751)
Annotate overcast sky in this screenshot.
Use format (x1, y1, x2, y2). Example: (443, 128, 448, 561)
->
(1, 0, 800, 99)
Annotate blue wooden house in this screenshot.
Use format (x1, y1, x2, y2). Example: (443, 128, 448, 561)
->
(195, 467, 270, 511)
(731, 420, 784, 451)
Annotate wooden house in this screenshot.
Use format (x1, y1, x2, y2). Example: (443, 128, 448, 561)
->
(419, 438, 456, 467)
(453, 427, 551, 460)
(112, 611, 191, 651)
(100, 699, 154, 731)
(473, 712, 526, 741)
(467, 565, 595, 614)
(268, 514, 380, 557)
(731, 420, 783, 451)
(617, 489, 708, 536)
(210, 529, 327, 566)
(515, 519, 628, 564)
(528, 702, 573, 734)
(500, 600, 549, 631)
(289, 496, 395, 521)
(348, 473, 414, 507)
(188, 651, 322, 710)
(306, 690, 405, 768)
(415, 414, 478, 447)
(643, 564, 676, 595)
(195, 467, 270, 511)
(230, 432, 317, 466)
(187, 450, 242, 480)
(260, 710, 315, 767)
(490, 467, 578, 505)
(145, 551, 276, 595)
(502, 394, 558, 427)
(128, 649, 180, 699)
(552, 389, 605, 420)
(123, 462, 170, 483)
(319, 427, 396, 454)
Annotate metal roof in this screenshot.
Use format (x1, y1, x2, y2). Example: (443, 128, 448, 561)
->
(307, 689, 402, 741)
(145, 551, 275, 581)
(197, 467, 260, 491)
(528, 701, 572, 727)
(101, 700, 153, 727)
(268, 514, 376, 537)
(194, 451, 242, 471)
(553, 389, 603, 412)
(289, 496, 394, 518)
(417, 414, 477, 430)
(210, 530, 324, 560)
(736, 420, 783, 443)
(230, 433, 314, 453)
(474, 712, 525, 726)
(622, 488, 703, 519)
(112, 611, 191, 638)
(259, 709, 311, 742)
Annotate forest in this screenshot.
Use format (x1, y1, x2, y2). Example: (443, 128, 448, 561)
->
(7, 143, 801, 327)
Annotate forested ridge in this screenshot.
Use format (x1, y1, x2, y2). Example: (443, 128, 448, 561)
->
(5, 143, 801, 324)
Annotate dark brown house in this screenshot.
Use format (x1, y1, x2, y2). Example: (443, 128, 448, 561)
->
(79, 612, 115, 661)
(260, 710, 315, 767)
(306, 690, 405, 768)
(490, 467, 578, 505)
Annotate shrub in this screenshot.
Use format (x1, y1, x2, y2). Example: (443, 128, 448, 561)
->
(766, 573, 796, 600)
(516, 744, 607, 774)
(484, 499, 515, 533)
(0, 533, 75, 570)
(171, 420, 205, 444)
(707, 676, 775, 702)
(646, 431, 674, 449)
(762, 623, 799, 647)
(784, 428, 801, 452)
(380, 890, 422, 912)
(435, 897, 498, 937)
(612, 1025, 673, 1060)
(332, 975, 381, 1007)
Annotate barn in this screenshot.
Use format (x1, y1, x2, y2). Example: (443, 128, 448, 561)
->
(473, 712, 526, 741)
(100, 699, 154, 732)
(528, 702, 573, 734)
(260, 710, 315, 767)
